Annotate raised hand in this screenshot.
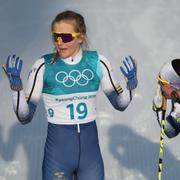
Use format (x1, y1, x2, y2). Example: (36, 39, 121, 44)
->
(2, 54, 23, 91)
(120, 56, 138, 90)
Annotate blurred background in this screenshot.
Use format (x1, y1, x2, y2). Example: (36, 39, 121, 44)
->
(0, 0, 180, 179)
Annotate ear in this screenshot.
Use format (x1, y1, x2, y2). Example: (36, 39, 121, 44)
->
(77, 33, 85, 44)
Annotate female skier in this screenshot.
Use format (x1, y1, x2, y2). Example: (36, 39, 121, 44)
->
(3, 10, 138, 180)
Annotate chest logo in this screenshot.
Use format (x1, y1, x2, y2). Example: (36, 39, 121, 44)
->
(55, 69, 94, 87)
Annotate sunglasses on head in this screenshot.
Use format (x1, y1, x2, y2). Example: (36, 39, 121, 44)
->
(51, 32, 80, 43)
(157, 74, 180, 87)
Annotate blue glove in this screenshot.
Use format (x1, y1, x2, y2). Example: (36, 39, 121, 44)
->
(120, 56, 138, 90)
(3, 55, 23, 91)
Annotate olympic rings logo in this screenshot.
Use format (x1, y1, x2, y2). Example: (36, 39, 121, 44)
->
(55, 69, 94, 87)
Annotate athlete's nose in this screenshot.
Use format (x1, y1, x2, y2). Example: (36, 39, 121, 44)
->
(56, 37, 63, 45)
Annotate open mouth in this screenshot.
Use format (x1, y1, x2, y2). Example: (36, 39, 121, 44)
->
(58, 48, 67, 53)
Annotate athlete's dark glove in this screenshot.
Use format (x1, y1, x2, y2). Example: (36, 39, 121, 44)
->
(171, 91, 180, 103)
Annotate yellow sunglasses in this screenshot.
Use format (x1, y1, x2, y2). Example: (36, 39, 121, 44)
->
(157, 74, 180, 86)
(51, 32, 80, 43)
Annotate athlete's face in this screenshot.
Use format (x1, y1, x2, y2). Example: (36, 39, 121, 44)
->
(160, 83, 180, 100)
(52, 21, 84, 59)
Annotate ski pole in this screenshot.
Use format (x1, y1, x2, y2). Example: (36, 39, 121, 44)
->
(2, 64, 8, 77)
(157, 95, 167, 180)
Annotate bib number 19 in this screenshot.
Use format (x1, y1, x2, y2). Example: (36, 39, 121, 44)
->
(66, 102, 88, 120)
